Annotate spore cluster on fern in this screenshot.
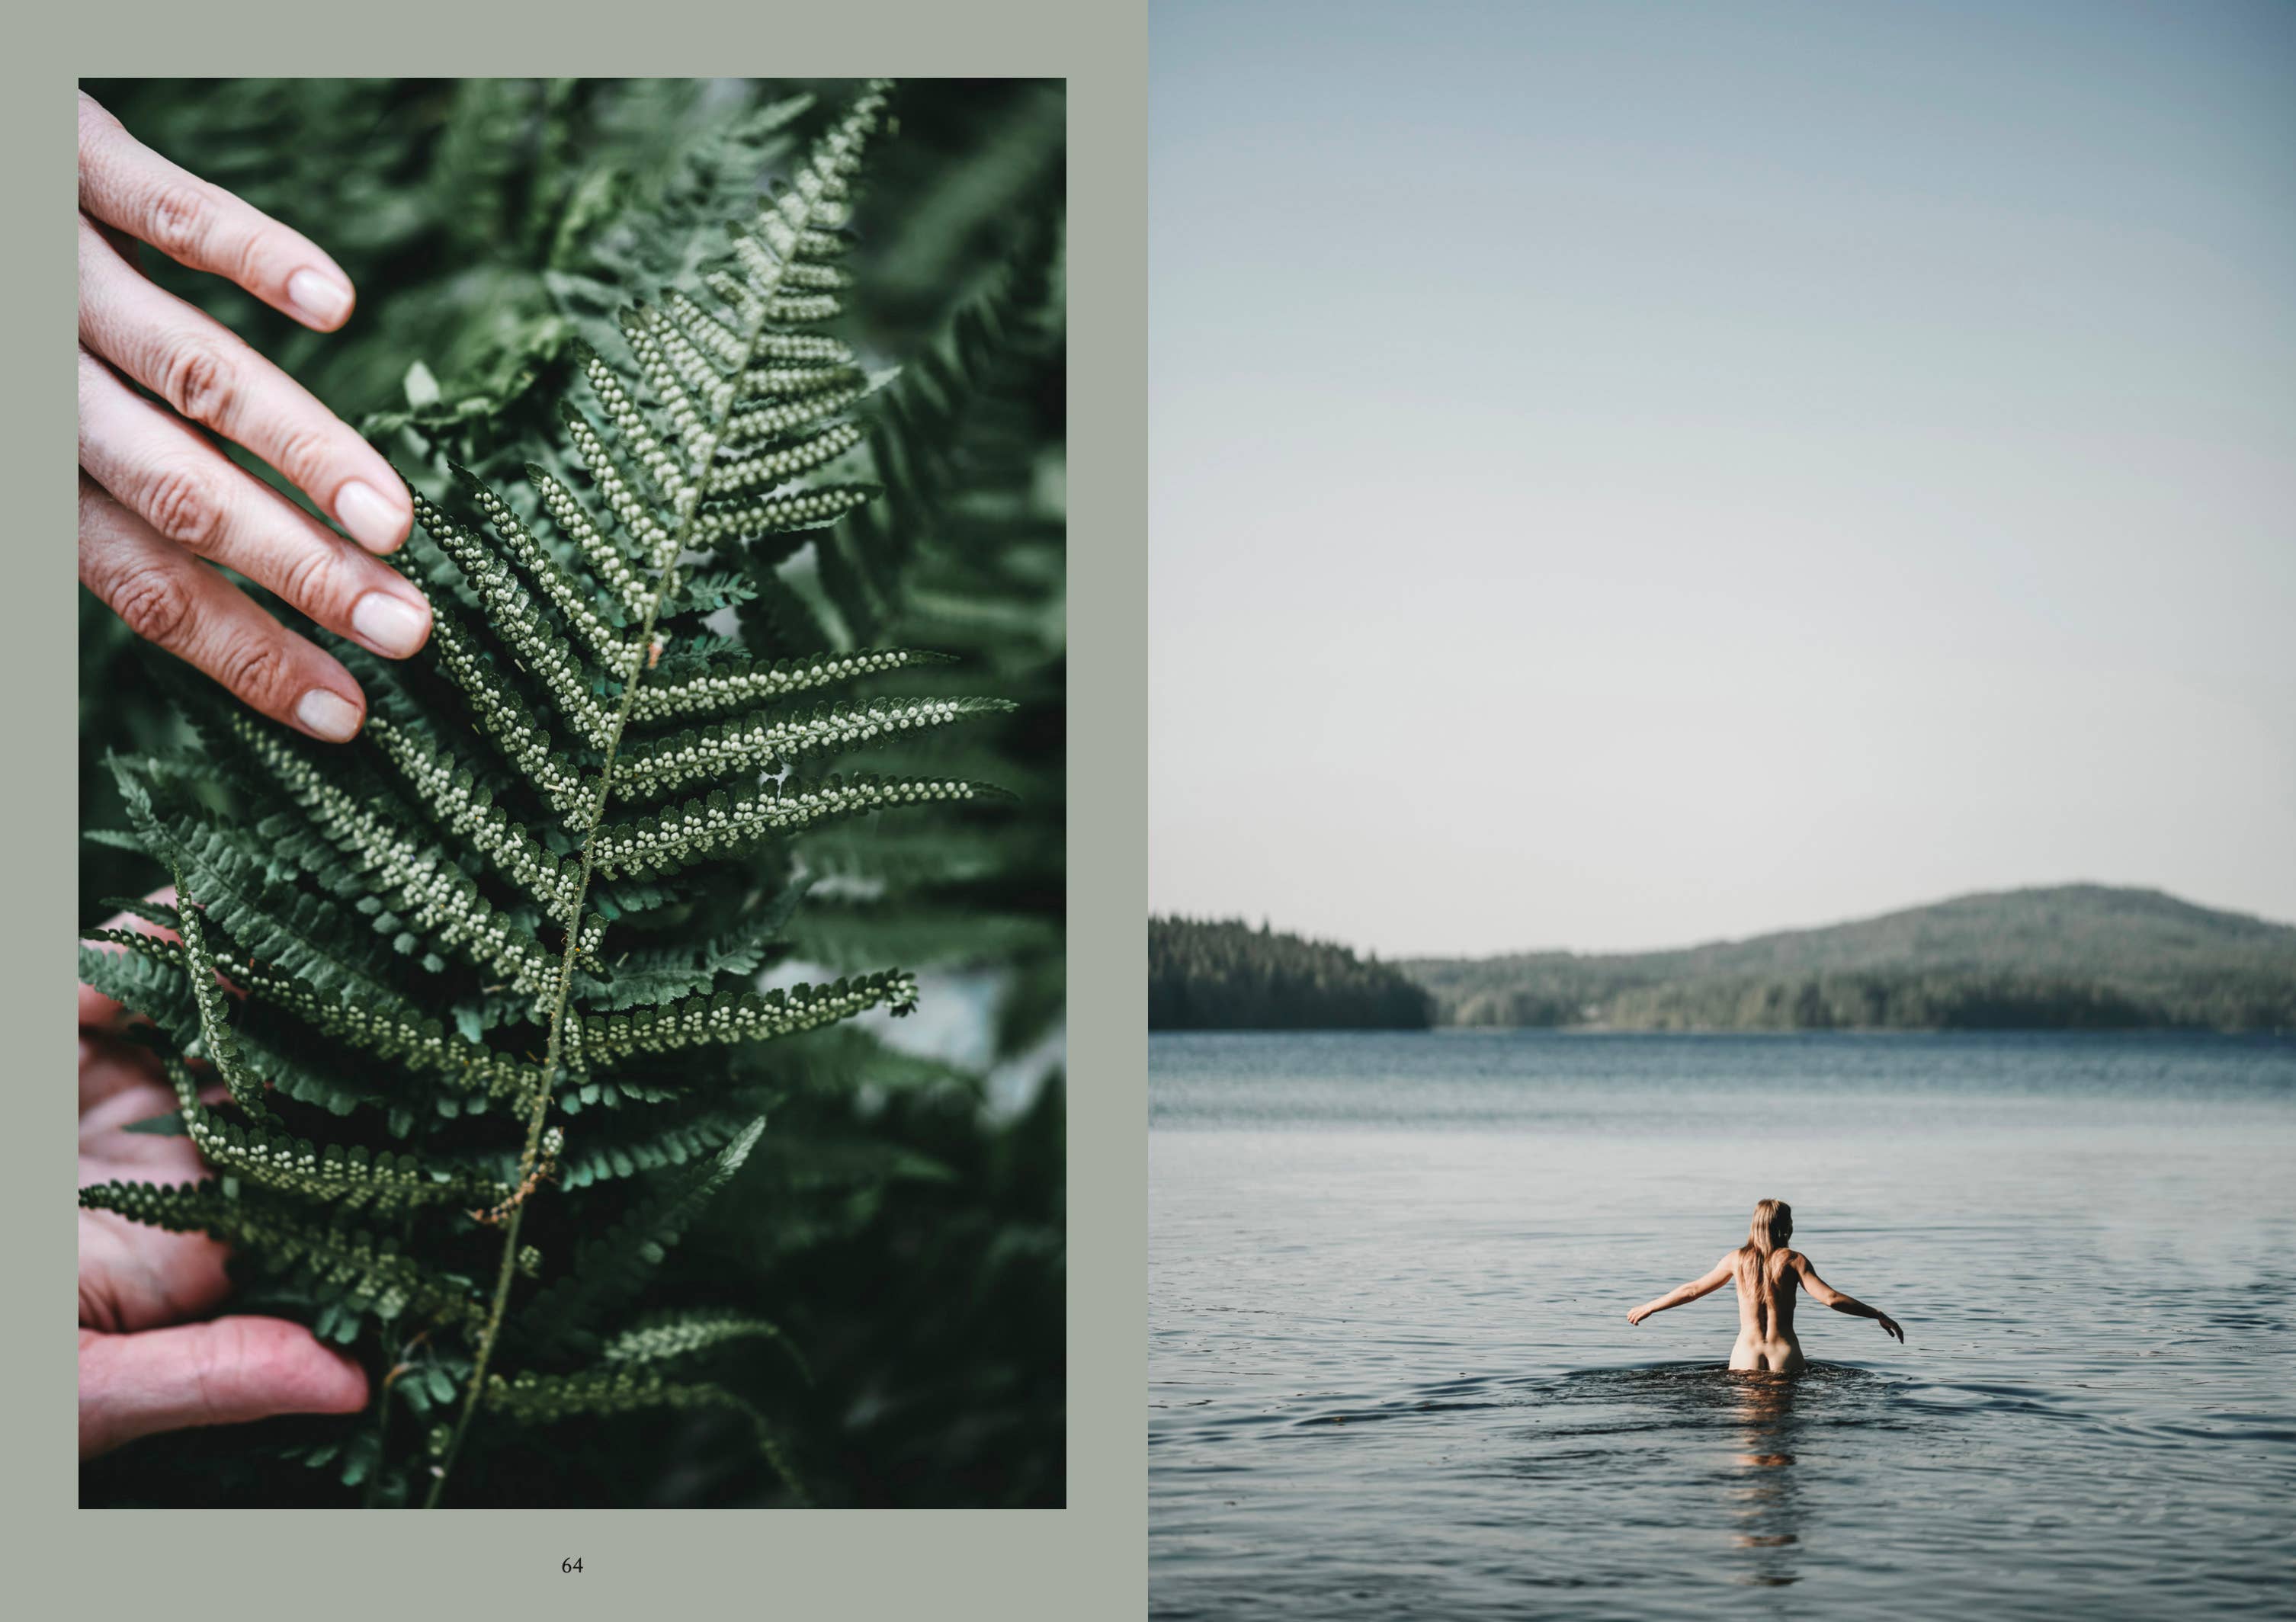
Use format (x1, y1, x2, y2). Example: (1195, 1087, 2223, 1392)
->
(80, 80, 1021, 1508)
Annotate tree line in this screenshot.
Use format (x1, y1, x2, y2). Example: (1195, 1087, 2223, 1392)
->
(1414, 886, 2296, 1034)
(1150, 917, 1434, 1031)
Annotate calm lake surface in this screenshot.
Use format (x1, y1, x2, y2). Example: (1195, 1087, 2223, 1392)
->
(1150, 1031, 2296, 1620)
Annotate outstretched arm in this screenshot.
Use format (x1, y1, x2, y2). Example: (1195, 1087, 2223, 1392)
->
(1788, 1253, 1904, 1342)
(1627, 1254, 1735, 1326)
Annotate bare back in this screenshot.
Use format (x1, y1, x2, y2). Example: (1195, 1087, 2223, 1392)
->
(1729, 1245, 1805, 1373)
(1625, 1211, 1902, 1365)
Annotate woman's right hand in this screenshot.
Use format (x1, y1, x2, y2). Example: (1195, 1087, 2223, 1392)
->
(78, 91, 431, 743)
(1877, 1313, 1904, 1343)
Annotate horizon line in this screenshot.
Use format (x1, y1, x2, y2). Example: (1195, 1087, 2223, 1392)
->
(1150, 880, 2296, 964)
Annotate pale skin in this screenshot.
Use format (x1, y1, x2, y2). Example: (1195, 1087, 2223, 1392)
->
(79, 895, 370, 1458)
(78, 90, 430, 744)
(1627, 1240, 1904, 1372)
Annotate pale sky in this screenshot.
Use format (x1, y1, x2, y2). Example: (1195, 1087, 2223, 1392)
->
(1150, 0, 2296, 957)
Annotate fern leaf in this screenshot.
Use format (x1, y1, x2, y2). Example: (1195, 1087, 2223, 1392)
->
(612, 695, 1012, 804)
(432, 470, 637, 662)
(594, 771, 989, 880)
(626, 646, 954, 726)
(554, 1105, 762, 1188)
(171, 870, 269, 1118)
(577, 874, 809, 1009)
(527, 461, 651, 615)
(577, 971, 916, 1063)
(601, 1308, 810, 1383)
(77, 939, 198, 1034)
(513, 1118, 765, 1359)
(205, 716, 560, 993)
(409, 492, 626, 748)
(84, 926, 543, 1103)
(161, 1056, 499, 1212)
(75, 79, 1035, 1509)
(483, 1366, 803, 1500)
(80, 1180, 484, 1329)
(416, 600, 592, 819)
(361, 717, 580, 917)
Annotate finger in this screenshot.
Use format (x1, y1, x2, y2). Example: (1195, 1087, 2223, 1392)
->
(78, 91, 358, 333)
(77, 219, 410, 553)
(76, 1205, 230, 1335)
(79, 476, 367, 742)
(77, 1034, 169, 1119)
(78, 885, 181, 1031)
(79, 1317, 368, 1459)
(79, 352, 431, 659)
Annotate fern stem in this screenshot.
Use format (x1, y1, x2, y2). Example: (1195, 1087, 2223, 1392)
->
(421, 268, 793, 1511)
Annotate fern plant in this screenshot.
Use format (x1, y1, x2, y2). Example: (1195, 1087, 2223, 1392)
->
(79, 79, 1021, 1508)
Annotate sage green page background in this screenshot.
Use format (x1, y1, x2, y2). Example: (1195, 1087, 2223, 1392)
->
(2, 2, 1145, 1613)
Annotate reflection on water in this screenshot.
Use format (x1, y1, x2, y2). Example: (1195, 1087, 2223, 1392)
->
(1521, 1364, 1871, 1593)
(1726, 1371, 1804, 1588)
(1150, 1031, 2296, 1620)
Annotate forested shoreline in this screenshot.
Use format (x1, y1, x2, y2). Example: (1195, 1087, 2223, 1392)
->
(1409, 886, 2296, 1034)
(1152, 889, 2296, 1034)
(1150, 918, 1434, 1030)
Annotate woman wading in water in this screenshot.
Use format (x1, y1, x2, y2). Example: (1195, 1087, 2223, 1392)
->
(1627, 1200, 1904, 1371)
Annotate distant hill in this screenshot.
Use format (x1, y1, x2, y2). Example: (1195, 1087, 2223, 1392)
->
(1150, 917, 1435, 1031)
(1400, 886, 2296, 1033)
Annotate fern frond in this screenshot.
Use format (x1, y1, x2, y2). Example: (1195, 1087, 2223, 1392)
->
(445, 460, 638, 642)
(361, 718, 579, 917)
(578, 876, 809, 1009)
(688, 482, 877, 549)
(83, 926, 541, 1103)
(407, 493, 626, 748)
(207, 716, 560, 992)
(601, 1308, 809, 1383)
(527, 462, 650, 614)
(80, 1180, 484, 1329)
(513, 1118, 765, 1358)
(577, 970, 916, 1063)
(423, 476, 636, 667)
(554, 1105, 762, 1188)
(627, 646, 953, 726)
(78, 938, 198, 1033)
(77, 77, 1042, 1510)
(416, 601, 592, 819)
(161, 1056, 502, 1211)
(594, 771, 989, 880)
(612, 695, 1012, 804)
(172, 871, 269, 1118)
(483, 1367, 803, 1499)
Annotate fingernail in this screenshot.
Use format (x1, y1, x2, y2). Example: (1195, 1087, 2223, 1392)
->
(335, 479, 408, 552)
(351, 591, 431, 659)
(286, 268, 351, 327)
(294, 688, 361, 742)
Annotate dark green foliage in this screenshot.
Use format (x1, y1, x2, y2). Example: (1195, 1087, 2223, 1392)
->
(1405, 886, 2296, 1032)
(1150, 918, 1435, 1031)
(79, 79, 1065, 1508)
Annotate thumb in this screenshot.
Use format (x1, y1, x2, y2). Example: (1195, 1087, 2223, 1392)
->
(80, 1316, 369, 1459)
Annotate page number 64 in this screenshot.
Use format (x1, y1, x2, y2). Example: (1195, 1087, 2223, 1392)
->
(563, 1559, 584, 1574)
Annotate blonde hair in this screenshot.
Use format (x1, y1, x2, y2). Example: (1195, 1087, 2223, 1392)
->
(1747, 1198, 1793, 1254)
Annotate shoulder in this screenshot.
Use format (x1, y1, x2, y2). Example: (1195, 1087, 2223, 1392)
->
(1777, 1249, 1809, 1272)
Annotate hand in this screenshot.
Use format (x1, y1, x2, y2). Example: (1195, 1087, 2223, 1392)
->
(79, 897, 369, 1459)
(1877, 1313, 1904, 1343)
(1626, 1306, 1648, 1326)
(78, 91, 431, 744)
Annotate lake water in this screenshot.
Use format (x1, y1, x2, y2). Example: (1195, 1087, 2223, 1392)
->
(1150, 1031, 2296, 1620)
